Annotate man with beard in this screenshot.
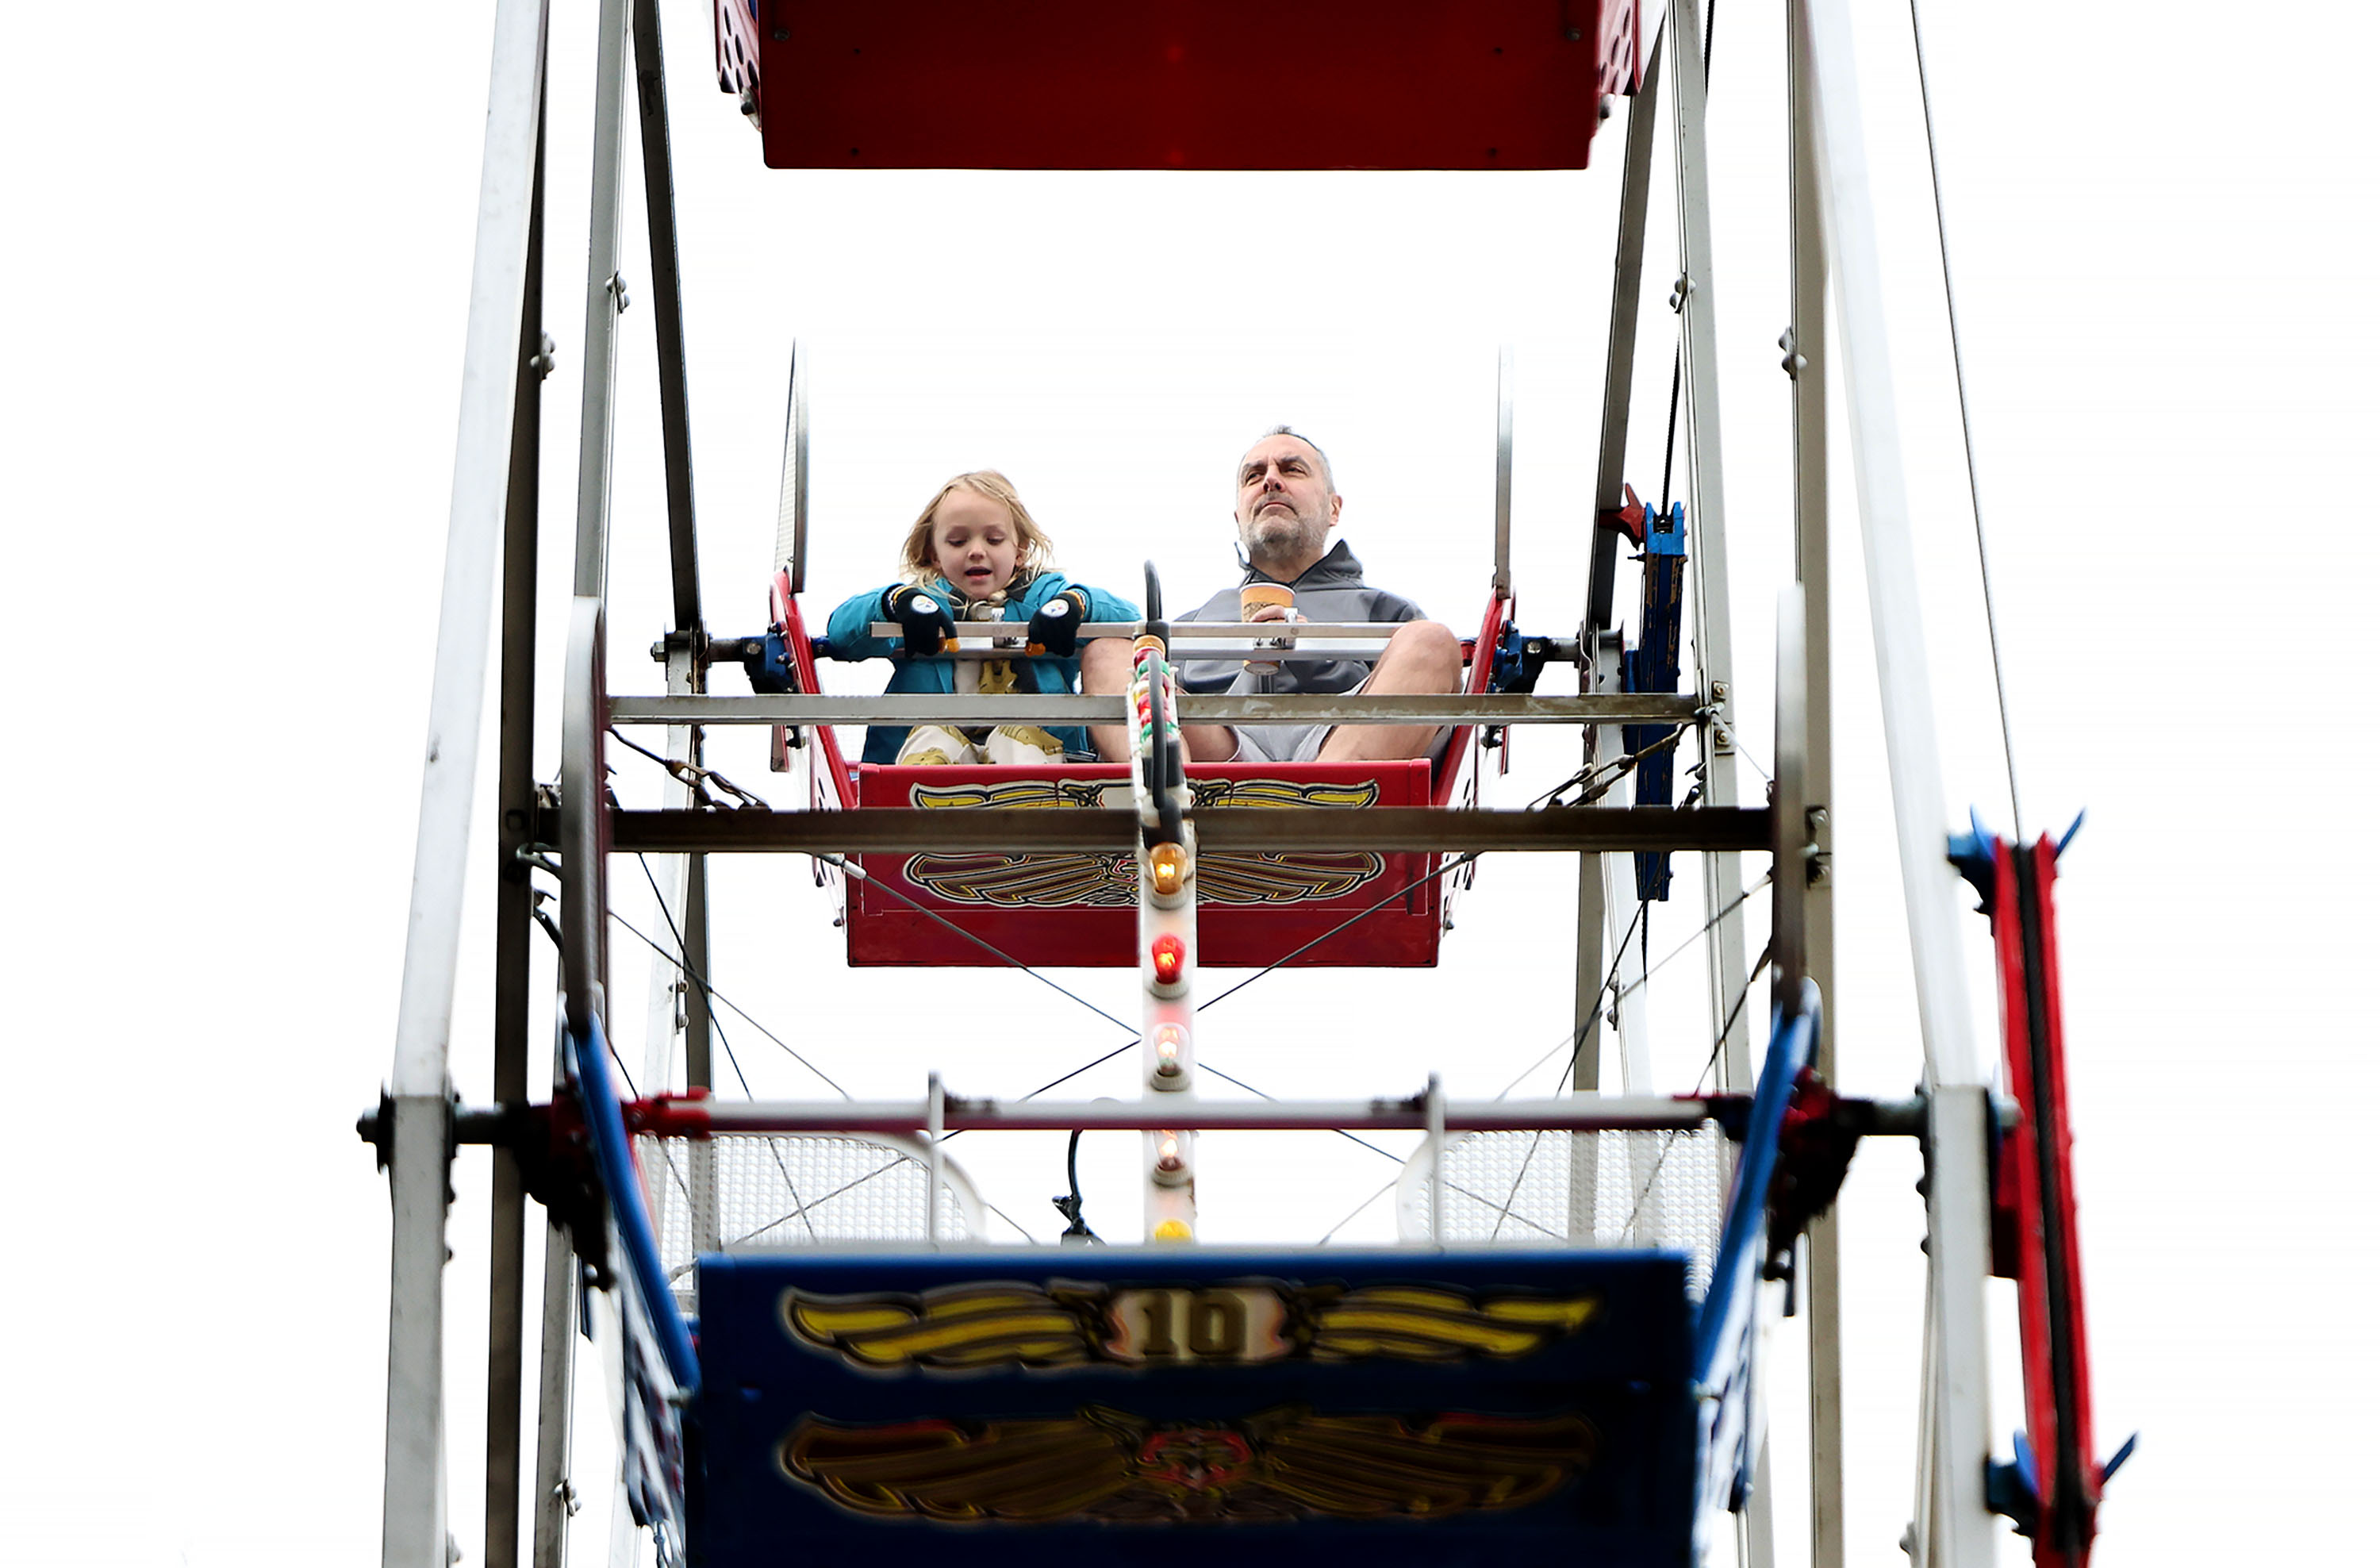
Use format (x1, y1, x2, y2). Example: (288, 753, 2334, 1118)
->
(1088, 427, 1460, 764)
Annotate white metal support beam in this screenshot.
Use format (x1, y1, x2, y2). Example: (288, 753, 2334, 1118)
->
(382, 1084, 455, 1568)
(1792, 0, 1983, 1094)
(382, 2, 549, 1564)
(630, 0, 703, 637)
(1575, 44, 1664, 1105)
(774, 341, 809, 586)
(482, 87, 549, 1568)
(682, 850, 720, 1255)
(638, 643, 704, 1097)
(1493, 345, 1514, 599)
(639, 641, 719, 1256)
(528, 1215, 579, 1568)
(1796, 0, 1996, 1561)
(572, 0, 633, 598)
(1787, 10, 1846, 1564)
(1588, 33, 1664, 625)
(1666, 6, 1767, 1564)
(1665, 0, 1756, 1101)
(1919, 1084, 1999, 1567)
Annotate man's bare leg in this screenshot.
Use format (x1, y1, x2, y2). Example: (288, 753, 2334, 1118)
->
(1077, 637, 1136, 763)
(1180, 723, 1240, 763)
(1081, 636, 1239, 763)
(1316, 620, 1463, 763)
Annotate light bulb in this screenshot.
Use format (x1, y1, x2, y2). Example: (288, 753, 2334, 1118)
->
(1150, 934, 1186, 987)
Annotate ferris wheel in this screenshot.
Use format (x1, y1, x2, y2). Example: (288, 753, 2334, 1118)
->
(364, 5, 2124, 1566)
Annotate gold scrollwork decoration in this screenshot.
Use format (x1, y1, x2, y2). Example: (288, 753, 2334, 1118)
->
(892, 775, 1393, 908)
(781, 1280, 1602, 1375)
(781, 1403, 1600, 1524)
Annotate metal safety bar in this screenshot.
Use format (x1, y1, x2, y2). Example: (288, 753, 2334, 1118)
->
(608, 692, 1700, 726)
(867, 621, 1422, 640)
(410, 1089, 1956, 1151)
(591, 804, 1772, 855)
(647, 1093, 1745, 1136)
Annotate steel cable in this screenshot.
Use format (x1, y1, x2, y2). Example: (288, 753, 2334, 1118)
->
(1906, 0, 2026, 839)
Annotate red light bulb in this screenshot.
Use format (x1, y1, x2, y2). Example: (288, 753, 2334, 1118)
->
(1151, 934, 1186, 986)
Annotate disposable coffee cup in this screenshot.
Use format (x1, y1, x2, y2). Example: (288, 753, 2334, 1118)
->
(1240, 583, 1296, 671)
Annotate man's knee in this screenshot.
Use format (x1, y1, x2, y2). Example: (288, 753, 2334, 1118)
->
(1078, 636, 1131, 693)
(1378, 619, 1461, 692)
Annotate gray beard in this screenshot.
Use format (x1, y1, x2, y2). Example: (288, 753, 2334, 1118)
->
(1240, 518, 1322, 575)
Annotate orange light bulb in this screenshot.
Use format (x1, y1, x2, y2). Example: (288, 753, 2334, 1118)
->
(1150, 841, 1188, 897)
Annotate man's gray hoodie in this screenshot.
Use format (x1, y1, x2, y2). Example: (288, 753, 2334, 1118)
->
(1175, 540, 1426, 696)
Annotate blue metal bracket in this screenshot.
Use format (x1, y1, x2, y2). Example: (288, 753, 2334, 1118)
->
(1986, 1434, 2042, 1536)
(742, 627, 797, 692)
(1948, 807, 2089, 918)
(1946, 807, 1998, 915)
(1626, 502, 1687, 901)
(1989, 1429, 2137, 1539)
(1488, 623, 1553, 694)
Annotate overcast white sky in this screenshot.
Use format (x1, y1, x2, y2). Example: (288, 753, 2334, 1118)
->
(3, 1, 2375, 1564)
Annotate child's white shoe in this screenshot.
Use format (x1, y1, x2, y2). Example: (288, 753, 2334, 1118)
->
(895, 724, 972, 767)
(982, 725, 1065, 766)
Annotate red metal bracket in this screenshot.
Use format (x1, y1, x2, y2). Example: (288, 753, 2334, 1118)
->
(1595, 482, 1648, 547)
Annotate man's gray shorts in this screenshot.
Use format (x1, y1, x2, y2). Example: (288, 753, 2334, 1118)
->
(1226, 721, 1456, 767)
(1227, 722, 1332, 764)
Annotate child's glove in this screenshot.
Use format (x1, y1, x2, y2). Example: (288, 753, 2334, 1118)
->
(885, 586, 955, 658)
(1028, 589, 1090, 656)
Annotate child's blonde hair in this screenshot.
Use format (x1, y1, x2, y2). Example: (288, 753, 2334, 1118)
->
(899, 470, 1054, 591)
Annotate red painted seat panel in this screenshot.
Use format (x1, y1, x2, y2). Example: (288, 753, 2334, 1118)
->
(846, 760, 1441, 967)
(717, 1, 1641, 171)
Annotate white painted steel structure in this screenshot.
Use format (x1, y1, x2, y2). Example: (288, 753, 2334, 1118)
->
(370, 2, 2023, 1565)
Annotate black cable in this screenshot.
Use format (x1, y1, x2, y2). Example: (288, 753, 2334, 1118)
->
(1614, 942, 1774, 1243)
(606, 1040, 642, 1100)
(1052, 1128, 1101, 1243)
(817, 853, 1139, 1039)
(1196, 1061, 1405, 1168)
(1488, 874, 1763, 1098)
(1527, 723, 1695, 811)
(1196, 851, 1484, 1015)
(812, 856, 1160, 1193)
(1905, 0, 2024, 840)
(1658, 356, 1685, 517)
(1464, 882, 1765, 1243)
(1012, 1043, 1139, 1105)
(609, 724, 764, 809)
(1492, 915, 1760, 1243)
(633, 855, 755, 1090)
(1194, 1058, 1568, 1243)
(1538, 897, 1652, 1093)
(610, 910, 850, 1099)
(608, 724, 683, 773)
(625, 855, 835, 1240)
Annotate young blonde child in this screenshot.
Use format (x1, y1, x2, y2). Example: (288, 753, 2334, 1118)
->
(823, 471, 1138, 765)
